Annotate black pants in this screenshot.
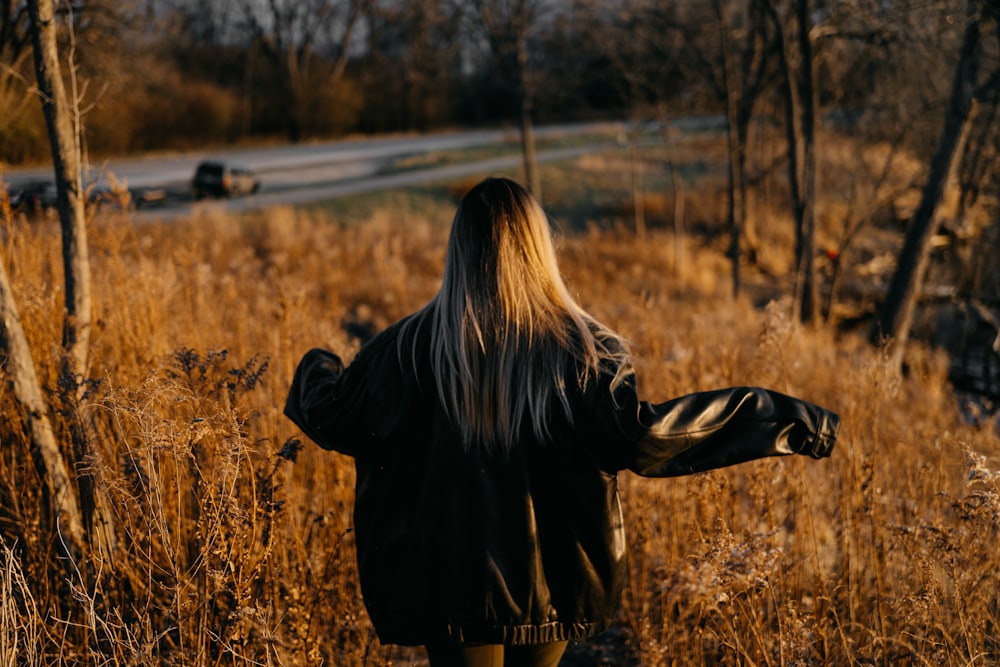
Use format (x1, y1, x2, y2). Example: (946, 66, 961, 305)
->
(424, 641, 568, 667)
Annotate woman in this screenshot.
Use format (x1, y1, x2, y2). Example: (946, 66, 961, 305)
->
(285, 177, 839, 667)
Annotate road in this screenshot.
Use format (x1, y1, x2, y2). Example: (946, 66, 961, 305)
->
(4, 117, 729, 219)
(165, 138, 632, 221)
(3, 121, 633, 219)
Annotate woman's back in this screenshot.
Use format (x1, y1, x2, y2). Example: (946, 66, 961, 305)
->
(298, 312, 633, 646)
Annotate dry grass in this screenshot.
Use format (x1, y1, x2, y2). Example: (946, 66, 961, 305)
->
(0, 137, 997, 666)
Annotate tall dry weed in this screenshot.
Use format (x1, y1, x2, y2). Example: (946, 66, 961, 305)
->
(0, 537, 44, 667)
(0, 160, 997, 665)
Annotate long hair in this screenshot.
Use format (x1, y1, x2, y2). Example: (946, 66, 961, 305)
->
(405, 177, 630, 451)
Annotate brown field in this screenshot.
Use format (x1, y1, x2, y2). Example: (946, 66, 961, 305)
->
(1, 136, 998, 666)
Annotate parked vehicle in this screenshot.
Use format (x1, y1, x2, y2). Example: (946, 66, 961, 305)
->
(9, 180, 58, 216)
(191, 161, 260, 199)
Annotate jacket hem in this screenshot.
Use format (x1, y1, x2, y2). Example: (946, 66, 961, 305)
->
(377, 619, 609, 647)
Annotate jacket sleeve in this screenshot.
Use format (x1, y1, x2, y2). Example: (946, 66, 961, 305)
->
(619, 384, 839, 477)
(284, 347, 368, 457)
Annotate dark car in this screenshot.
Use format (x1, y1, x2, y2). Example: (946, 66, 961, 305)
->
(9, 180, 58, 216)
(191, 161, 260, 199)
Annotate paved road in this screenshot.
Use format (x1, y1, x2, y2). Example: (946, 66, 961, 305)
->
(4, 117, 728, 219)
(158, 140, 631, 221)
(4, 122, 629, 218)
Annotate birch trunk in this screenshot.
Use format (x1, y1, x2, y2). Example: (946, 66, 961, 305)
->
(0, 255, 84, 548)
(28, 0, 92, 379)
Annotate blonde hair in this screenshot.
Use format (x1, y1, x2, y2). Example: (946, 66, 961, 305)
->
(404, 178, 630, 451)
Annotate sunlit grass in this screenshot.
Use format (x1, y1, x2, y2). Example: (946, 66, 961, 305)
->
(0, 136, 997, 665)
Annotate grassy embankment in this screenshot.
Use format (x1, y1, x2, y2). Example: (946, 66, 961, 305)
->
(1, 128, 997, 666)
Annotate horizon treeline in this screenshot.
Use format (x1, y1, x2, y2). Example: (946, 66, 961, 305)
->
(0, 0, 985, 165)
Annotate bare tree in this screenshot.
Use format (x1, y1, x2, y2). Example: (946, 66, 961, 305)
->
(674, 0, 774, 297)
(359, 0, 464, 132)
(878, 0, 1000, 370)
(30, 0, 91, 379)
(761, 0, 820, 324)
(0, 258, 84, 550)
(601, 0, 682, 237)
(717, 0, 771, 298)
(1, 0, 96, 553)
(0, 0, 125, 558)
(470, 0, 548, 198)
(236, 0, 371, 142)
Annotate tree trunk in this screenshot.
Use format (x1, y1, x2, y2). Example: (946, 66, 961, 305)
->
(516, 34, 541, 199)
(794, 0, 818, 325)
(28, 0, 110, 555)
(0, 253, 85, 550)
(765, 0, 818, 324)
(629, 119, 647, 239)
(719, 9, 744, 299)
(878, 5, 982, 370)
(519, 94, 540, 199)
(473, 0, 541, 197)
(29, 0, 92, 380)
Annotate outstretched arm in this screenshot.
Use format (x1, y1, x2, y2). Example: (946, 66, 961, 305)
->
(629, 386, 838, 477)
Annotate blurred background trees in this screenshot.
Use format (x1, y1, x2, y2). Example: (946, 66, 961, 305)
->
(0, 0, 998, 380)
(1, 0, 685, 159)
(0, 0, 993, 164)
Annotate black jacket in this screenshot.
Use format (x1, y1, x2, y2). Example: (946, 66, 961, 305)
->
(284, 316, 839, 647)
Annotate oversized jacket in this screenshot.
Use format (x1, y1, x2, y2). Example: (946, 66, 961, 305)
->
(284, 315, 839, 647)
